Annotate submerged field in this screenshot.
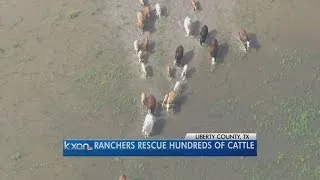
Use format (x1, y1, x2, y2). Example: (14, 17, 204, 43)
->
(0, 0, 319, 179)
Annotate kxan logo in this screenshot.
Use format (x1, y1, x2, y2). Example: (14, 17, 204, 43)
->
(64, 141, 93, 151)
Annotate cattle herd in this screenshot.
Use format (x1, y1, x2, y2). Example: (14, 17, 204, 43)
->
(133, 0, 251, 138)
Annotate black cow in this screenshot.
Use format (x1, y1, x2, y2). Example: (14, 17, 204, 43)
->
(200, 25, 208, 46)
(175, 45, 184, 67)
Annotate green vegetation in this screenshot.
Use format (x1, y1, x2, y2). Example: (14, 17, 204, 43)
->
(243, 97, 320, 179)
(277, 48, 309, 70)
(12, 152, 22, 161)
(11, 151, 23, 174)
(69, 9, 81, 19)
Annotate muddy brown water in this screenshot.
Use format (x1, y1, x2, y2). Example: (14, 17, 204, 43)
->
(0, 0, 319, 179)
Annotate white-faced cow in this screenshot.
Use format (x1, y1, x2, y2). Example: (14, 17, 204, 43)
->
(208, 38, 218, 66)
(239, 27, 250, 52)
(162, 91, 177, 112)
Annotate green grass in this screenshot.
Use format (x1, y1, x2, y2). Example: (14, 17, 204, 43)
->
(282, 97, 317, 139)
(11, 151, 23, 174)
(241, 97, 320, 179)
(276, 48, 309, 70)
(13, 42, 21, 48)
(12, 152, 22, 161)
(69, 9, 81, 19)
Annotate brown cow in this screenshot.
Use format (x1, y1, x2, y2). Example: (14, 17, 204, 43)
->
(141, 37, 148, 52)
(162, 91, 176, 112)
(137, 10, 145, 34)
(119, 174, 126, 180)
(175, 45, 184, 67)
(191, 0, 199, 11)
(208, 38, 218, 66)
(239, 28, 250, 52)
(143, 5, 152, 19)
(141, 93, 156, 114)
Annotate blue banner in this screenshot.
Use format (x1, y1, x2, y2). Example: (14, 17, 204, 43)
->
(63, 139, 257, 156)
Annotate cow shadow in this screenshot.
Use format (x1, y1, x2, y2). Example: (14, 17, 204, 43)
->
(181, 83, 188, 94)
(146, 64, 153, 77)
(144, 52, 150, 63)
(187, 66, 196, 79)
(206, 29, 217, 44)
(161, 6, 169, 17)
(145, 15, 156, 33)
(248, 33, 261, 51)
(171, 67, 177, 78)
(142, 0, 149, 6)
(195, 1, 202, 11)
(154, 102, 163, 116)
(217, 43, 229, 63)
(183, 50, 195, 65)
(191, 20, 201, 37)
(174, 94, 188, 113)
(148, 40, 156, 54)
(152, 102, 166, 136)
(152, 116, 166, 136)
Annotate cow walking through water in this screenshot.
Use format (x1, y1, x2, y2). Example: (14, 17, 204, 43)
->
(175, 45, 184, 67)
(137, 10, 145, 34)
(200, 25, 208, 46)
(119, 175, 126, 180)
(239, 27, 250, 52)
(180, 64, 188, 80)
(143, 5, 152, 19)
(155, 2, 161, 18)
(139, 0, 147, 6)
(133, 40, 139, 54)
(162, 91, 177, 112)
(208, 38, 218, 70)
(173, 81, 181, 93)
(184, 16, 191, 37)
(141, 93, 156, 114)
(141, 36, 148, 52)
(142, 113, 156, 138)
(191, 0, 199, 11)
(166, 66, 173, 80)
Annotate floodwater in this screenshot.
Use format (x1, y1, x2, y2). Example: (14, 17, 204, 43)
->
(0, 0, 319, 179)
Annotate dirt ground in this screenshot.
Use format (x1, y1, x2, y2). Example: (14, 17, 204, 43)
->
(0, 0, 319, 179)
